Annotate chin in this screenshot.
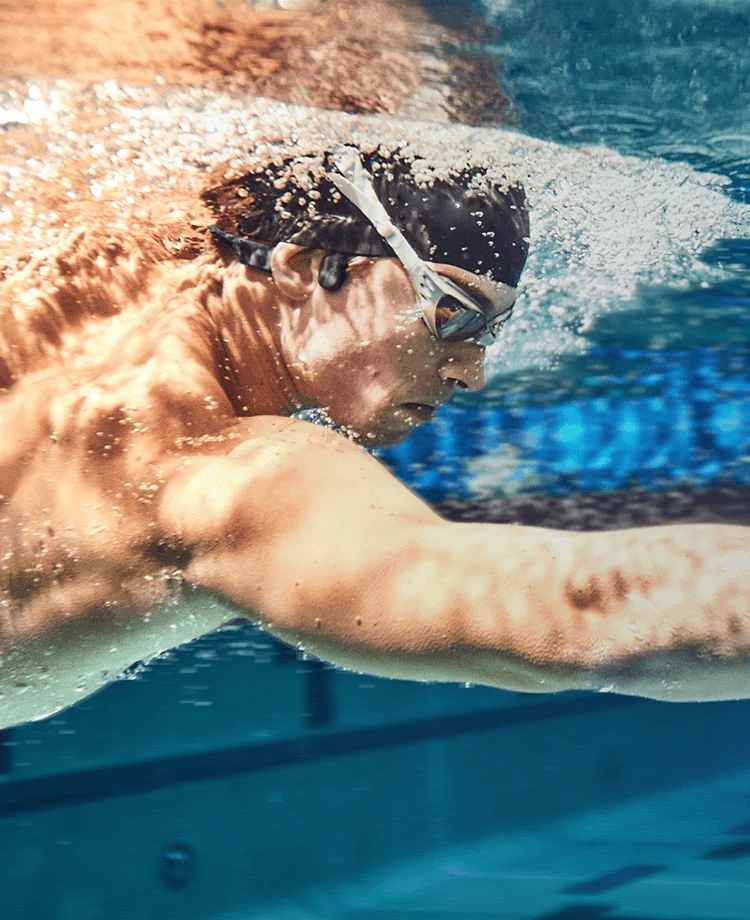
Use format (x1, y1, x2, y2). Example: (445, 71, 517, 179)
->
(351, 420, 422, 450)
(330, 404, 431, 449)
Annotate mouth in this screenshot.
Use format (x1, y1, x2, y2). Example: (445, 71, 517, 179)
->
(400, 402, 438, 422)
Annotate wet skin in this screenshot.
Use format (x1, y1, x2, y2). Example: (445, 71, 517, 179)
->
(273, 250, 488, 445)
(0, 230, 749, 728)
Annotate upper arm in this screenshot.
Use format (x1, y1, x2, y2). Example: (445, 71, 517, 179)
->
(157, 415, 440, 623)
(156, 417, 550, 685)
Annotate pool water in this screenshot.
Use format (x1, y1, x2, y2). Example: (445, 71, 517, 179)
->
(1, 1, 750, 918)
(383, 0, 750, 506)
(480, 0, 750, 181)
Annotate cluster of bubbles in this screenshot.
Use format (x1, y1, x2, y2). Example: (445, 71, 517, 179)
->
(1, 78, 748, 388)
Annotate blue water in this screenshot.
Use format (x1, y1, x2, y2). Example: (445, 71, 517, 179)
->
(482, 0, 750, 187)
(386, 345, 750, 500)
(383, 0, 750, 501)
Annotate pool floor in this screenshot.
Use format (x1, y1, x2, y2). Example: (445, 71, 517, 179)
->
(327, 766, 750, 920)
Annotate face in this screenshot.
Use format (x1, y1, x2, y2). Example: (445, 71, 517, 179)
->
(282, 256, 489, 448)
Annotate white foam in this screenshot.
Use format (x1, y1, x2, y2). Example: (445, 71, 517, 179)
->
(1, 81, 748, 381)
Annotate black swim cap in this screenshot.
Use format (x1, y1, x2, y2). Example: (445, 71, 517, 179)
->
(203, 149, 529, 287)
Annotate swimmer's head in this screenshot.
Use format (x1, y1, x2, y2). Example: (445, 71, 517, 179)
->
(203, 145, 529, 293)
(202, 146, 530, 445)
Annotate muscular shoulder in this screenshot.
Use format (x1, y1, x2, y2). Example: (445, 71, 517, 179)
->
(0, 223, 224, 386)
(158, 414, 433, 555)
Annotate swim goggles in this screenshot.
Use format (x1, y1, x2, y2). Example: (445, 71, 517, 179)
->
(330, 146, 518, 346)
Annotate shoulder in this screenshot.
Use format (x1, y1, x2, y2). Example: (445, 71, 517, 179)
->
(0, 221, 224, 384)
(0, 317, 233, 501)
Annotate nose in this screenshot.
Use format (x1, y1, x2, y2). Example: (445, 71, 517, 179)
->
(438, 343, 486, 392)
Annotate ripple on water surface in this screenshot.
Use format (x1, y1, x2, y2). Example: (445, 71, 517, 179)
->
(480, 0, 750, 184)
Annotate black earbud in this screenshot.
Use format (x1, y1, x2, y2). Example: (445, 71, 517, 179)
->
(317, 252, 349, 292)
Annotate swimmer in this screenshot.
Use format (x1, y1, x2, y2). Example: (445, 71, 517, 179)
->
(0, 143, 748, 729)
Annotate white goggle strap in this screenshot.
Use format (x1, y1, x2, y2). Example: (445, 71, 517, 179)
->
(329, 146, 426, 282)
(330, 148, 458, 337)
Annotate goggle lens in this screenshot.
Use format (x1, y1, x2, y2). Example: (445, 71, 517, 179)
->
(434, 295, 488, 342)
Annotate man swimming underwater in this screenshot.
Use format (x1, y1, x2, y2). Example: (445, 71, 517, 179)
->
(0, 143, 748, 730)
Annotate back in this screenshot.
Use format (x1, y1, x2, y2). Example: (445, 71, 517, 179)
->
(0, 224, 170, 389)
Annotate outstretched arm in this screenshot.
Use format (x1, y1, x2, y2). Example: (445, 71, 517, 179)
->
(160, 417, 750, 702)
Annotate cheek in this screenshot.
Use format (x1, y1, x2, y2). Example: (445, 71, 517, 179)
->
(334, 317, 428, 403)
(336, 347, 401, 414)
(348, 330, 441, 424)
(390, 324, 442, 379)
(290, 264, 443, 426)
(316, 339, 414, 428)
(293, 340, 394, 425)
(297, 279, 409, 373)
(293, 318, 357, 375)
(360, 323, 429, 390)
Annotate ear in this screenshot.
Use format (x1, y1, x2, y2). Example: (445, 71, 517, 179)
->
(269, 243, 323, 302)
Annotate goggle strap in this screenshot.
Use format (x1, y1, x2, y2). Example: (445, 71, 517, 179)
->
(330, 147, 425, 279)
(209, 225, 274, 272)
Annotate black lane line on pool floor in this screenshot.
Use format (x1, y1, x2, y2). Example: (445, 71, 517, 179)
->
(538, 908, 715, 920)
(701, 839, 750, 860)
(539, 909, 615, 920)
(0, 693, 643, 816)
(725, 817, 750, 835)
(556, 797, 750, 914)
(0, 731, 11, 776)
(563, 864, 666, 896)
(304, 659, 336, 728)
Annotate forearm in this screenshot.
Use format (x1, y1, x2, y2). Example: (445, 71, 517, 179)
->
(183, 504, 747, 701)
(412, 521, 750, 701)
(240, 518, 748, 702)
(268, 520, 749, 699)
